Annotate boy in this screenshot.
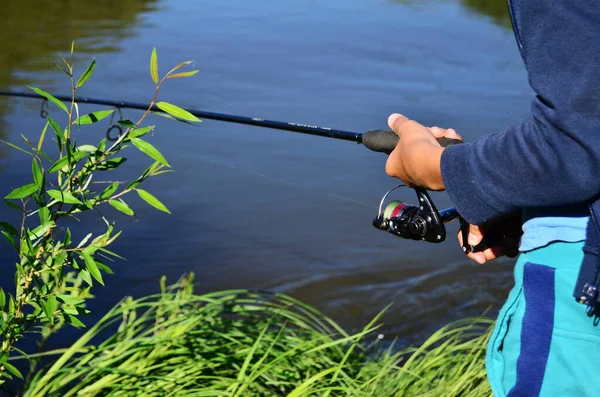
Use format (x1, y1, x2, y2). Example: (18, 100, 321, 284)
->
(383, 2, 600, 396)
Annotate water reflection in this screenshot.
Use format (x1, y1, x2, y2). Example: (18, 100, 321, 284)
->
(1, 0, 160, 88)
(390, 0, 511, 29)
(461, 0, 512, 29)
(0, 0, 160, 161)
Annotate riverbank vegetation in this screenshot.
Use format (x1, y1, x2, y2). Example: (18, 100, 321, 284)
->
(22, 274, 493, 396)
(1, 47, 493, 396)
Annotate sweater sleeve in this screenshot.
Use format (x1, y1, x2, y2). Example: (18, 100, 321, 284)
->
(440, 0, 600, 225)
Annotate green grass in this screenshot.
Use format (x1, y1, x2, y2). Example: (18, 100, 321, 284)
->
(21, 274, 494, 396)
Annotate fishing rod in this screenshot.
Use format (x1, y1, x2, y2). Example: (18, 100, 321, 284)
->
(0, 90, 489, 254)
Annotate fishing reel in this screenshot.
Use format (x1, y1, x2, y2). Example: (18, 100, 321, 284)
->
(364, 129, 491, 254)
(373, 185, 487, 254)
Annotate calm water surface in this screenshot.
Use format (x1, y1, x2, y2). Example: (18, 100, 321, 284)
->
(0, 0, 531, 345)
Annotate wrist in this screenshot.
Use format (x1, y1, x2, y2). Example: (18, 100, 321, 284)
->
(416, 145, 445, 191)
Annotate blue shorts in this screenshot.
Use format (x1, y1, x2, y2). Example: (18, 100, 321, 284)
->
(486, 241, 600, 396)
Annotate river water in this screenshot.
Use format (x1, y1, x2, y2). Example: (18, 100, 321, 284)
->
(0, 0, 531, 346)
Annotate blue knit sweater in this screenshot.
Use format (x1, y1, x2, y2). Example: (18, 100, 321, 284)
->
(441, 0, 600, 225)
(439, 1, 600, 303)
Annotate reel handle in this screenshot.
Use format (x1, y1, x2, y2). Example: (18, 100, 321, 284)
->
(362, 129, 463, 154)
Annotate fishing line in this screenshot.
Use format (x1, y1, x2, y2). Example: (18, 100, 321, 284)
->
(191, 153, 376, 210)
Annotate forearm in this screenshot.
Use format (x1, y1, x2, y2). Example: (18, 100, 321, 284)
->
(442, 116, 600, 225)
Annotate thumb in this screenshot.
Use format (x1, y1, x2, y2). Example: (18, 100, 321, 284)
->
(388, 113, 411, 136)
(468, 225, 485, 246)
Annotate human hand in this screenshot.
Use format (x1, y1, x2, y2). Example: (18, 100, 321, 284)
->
(385, 114, 462, 190)
(458, 213, 523, 264)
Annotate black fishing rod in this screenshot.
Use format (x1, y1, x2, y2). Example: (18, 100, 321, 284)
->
(0, 90, 360, 142)
(0, 89, 489, 254)
(0, 90, 458, 152)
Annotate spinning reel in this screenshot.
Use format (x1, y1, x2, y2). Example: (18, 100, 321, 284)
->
(373, 185, 489, 254)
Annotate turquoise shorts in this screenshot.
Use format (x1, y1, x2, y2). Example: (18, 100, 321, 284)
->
(486, 241, 600, 396)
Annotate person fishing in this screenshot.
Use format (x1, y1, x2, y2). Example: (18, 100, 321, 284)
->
(383, 2, 600, 396)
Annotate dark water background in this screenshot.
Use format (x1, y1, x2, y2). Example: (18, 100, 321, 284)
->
(0, 0, 531, 350)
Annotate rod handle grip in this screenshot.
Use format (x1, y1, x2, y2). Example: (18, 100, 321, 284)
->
(362, 129, 463, 154)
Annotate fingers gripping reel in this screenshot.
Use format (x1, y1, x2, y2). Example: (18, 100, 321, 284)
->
(373, 186, 452, 243)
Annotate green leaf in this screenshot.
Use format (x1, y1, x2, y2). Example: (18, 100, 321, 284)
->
(21, 233, 33, 257)
(3, 361, 23, 380)
(21, 134, 34, 150)
(42, 295, 57, 323)
(136, 189, 171, 214)
(78, 267, 93, 287)
(48, 151, 88, 173)
(61, 305, 78, 315)
(47, 189, 82, 205)
(37, 120, 49, 152)
(77, 144, 97, 153)
(62, 305, 90, 316)
(99, 182, 119, 200)
(37, 149, 54, 163)
(167, 70, 200, 79)
(131, 138, 169, 166)
(0, 288, 5, 307)
(51, 62, 72, 77)
(0, 222, 18, 237)
(166, 60, 193, 74)
(28, 86, 68, 113)
(127, 180, 141, 190)
(128, 126, 154, 139)
(81, 251, 103, 285)
(32, 158, 43, 187)
(64, 227, 72, 246)
(54, 251, 67, 268)
(5, 183, 38, 199)
(39, 206, 50, 226)
(47, 295, 57, 315)
(76, 59, 96, 88)
(47, 117, 65, 143)
(117, 119, 137, 129)
(63, 313, 85, 328)
(97, 157, 127, 171)
(29, 222, 55, 240)
(156, 102, 200, 122)
(60, 54, 71, 71)
(150, 110, 200, 126)
(98, 246, 125, 260)
(3, 199, 22, 212)
(141, 161, 161, 179)
(8, 295, 16, 315)
(73, 109, 115, 125)
(56, 294, 85, 306)
(48, 153, 69, 174)
(95, 260, 114, 275)
(0, 139, 34, 157)
(150, 47, 159, 84)
(109, 199, 135, 216)
(77, 233, 93, 248)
